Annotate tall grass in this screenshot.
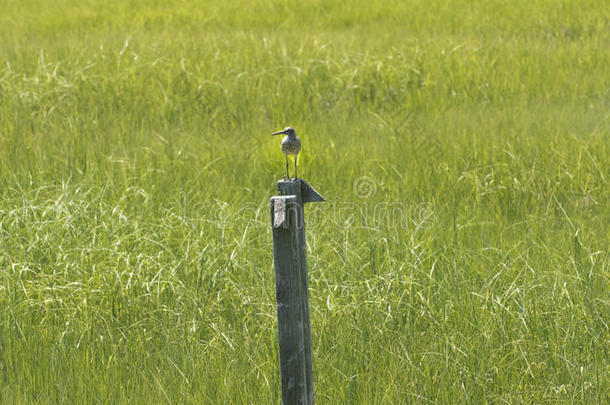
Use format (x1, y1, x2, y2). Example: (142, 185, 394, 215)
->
(0, 0, 608, 403)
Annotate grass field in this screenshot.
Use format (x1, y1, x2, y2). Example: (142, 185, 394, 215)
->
(0, 0, 609, 403)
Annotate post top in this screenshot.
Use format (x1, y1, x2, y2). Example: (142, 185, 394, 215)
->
(277, 179, 325, 203)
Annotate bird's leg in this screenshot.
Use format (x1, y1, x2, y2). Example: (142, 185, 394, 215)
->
(285, 154, 289, 180)
(294, 154, 298, 181)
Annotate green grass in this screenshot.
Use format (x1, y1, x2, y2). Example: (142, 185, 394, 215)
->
(0, 0, 609, 403)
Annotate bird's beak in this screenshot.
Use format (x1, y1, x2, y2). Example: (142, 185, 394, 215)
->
(272, 130, 287, 136)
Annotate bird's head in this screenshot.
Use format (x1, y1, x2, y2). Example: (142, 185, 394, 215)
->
(272, 127, 296, 136)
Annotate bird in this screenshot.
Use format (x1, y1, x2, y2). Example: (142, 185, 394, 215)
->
(272, 127, 301, 181)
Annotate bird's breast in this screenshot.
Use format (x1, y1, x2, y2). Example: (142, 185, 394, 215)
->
(281, 136, 301, 155)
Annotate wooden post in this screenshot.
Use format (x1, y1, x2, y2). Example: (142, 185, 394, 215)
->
(270, 179, 324, 405)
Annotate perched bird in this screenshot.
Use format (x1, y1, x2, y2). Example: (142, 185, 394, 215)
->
(272, 127, 301, 181)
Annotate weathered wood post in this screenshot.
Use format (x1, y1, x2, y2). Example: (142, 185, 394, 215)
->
(270, 179, 324, 405)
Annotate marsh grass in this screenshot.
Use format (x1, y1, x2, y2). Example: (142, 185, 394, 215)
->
(0, 0, 609, 403)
